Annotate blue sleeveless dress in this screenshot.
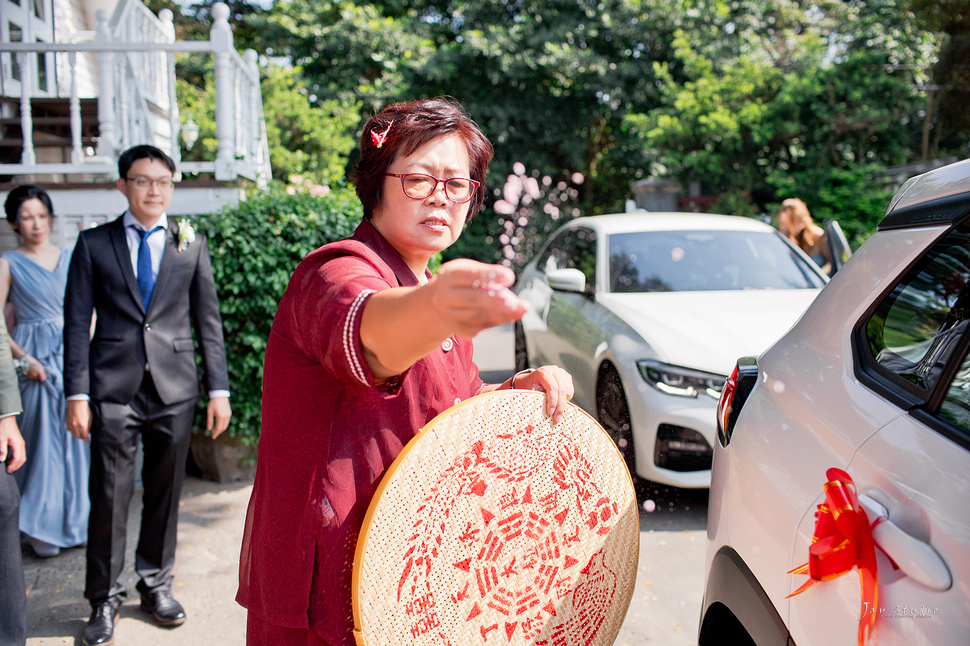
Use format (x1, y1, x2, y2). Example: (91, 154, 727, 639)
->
(5, 248, 90, 547)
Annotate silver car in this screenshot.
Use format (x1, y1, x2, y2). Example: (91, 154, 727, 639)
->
(702, 157, 970, 644)
(513, 212, 827, 488)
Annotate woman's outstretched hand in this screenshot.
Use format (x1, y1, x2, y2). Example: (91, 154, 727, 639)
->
(429, 259, 530, 338)
(361, 259, 531, 381)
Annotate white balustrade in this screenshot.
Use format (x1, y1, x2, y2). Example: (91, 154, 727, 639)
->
(68, 52, 82, 164)
(0, 1, 271, 185)
(16, 51, 35, 166)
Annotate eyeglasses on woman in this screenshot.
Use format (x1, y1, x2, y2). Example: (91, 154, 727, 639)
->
(385, 173, 479, 204)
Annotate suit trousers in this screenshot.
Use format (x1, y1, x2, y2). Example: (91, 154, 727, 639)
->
(85, 371, 197, 605)
(0, 467, 26, 646)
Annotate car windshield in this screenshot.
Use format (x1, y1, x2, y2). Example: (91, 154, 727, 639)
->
(608, 229, 826, 293)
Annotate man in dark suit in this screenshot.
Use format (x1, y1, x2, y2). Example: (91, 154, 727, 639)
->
(64, 145, 231, 646)
(0, 317, 26, 646)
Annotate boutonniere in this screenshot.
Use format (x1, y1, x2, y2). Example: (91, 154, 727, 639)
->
(177, 218, 196, 252)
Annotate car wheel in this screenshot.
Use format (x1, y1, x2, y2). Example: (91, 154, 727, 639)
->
(513, 321, 529, 372)
(596, 365, 636, 479)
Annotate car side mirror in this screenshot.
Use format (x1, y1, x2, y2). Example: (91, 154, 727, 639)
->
(546, 268, 588, 294)
(825, 220, 852, 276)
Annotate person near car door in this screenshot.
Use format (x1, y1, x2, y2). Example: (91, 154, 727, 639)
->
(777, 198, 831, 274)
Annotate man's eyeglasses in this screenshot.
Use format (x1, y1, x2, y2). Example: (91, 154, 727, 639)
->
(125, 176, 176, 191)
(385, 173, 480, 204)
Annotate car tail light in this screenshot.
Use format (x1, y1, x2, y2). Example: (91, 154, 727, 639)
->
(716, 357, 759, 447)
(717, 366, 738, 444)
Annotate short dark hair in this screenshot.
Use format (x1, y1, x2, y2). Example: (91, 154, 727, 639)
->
(118, 144, 176, 178)
(352, 97, 493, 221)
(4, 184, 54, 227)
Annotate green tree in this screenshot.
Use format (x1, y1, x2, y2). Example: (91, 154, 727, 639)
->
(908, 0, 970, 157)
(407, 0, 680, 213)
(259, 64, 359, 186)
(243, 0, 429, 116)
(626, 0, 937, 243)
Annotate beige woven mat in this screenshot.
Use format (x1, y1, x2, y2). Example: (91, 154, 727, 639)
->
(353, 390, 639, 645)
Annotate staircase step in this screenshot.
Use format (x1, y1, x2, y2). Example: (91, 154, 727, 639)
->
(0, 96, 98, 114)
(0, 116, 98, 127)
(0, 97, 101, 141)
(0, 138, 98, 147)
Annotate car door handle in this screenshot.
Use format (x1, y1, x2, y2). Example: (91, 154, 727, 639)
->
(859, 494, 952, 591)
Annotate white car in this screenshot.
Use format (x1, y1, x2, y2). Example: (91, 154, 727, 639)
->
(701, 158, 970, 644)
(513, 212, 827, 488)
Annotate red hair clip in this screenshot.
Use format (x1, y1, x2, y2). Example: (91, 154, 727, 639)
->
(370, 121, 393, 149)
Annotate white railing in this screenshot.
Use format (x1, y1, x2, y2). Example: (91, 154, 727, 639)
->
(0, 1, 270, 185)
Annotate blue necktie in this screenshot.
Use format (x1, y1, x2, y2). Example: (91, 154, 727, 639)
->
(133, 225, 163, 309)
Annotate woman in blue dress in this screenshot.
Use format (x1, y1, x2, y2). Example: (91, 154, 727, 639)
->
(1, 185, 89, 557)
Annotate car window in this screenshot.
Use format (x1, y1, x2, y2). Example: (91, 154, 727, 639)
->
(536, 232, 565, 274)
(537, 228, 597, 288)
(607, 230, 825, 293)
(865, 222, 970, 394)
(571, 229, 597, 288)
(940, 346, 970, 432)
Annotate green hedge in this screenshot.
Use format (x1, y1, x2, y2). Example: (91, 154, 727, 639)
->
(192, 185, 362, 447)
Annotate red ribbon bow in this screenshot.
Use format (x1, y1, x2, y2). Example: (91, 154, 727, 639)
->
(787, 468, 878, 646)
(370, 121, 393, 149)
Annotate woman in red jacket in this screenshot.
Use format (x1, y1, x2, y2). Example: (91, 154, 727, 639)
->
(237, 97, 573, 645)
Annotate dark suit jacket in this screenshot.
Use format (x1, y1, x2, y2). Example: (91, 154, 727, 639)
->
(64, 215, 229, 406)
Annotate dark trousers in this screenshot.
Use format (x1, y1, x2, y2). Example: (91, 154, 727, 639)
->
(84, 372, 196, 606)
(0, 468, 26, 646)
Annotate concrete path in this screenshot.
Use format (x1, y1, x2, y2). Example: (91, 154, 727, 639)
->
(24, 477, 251, 645)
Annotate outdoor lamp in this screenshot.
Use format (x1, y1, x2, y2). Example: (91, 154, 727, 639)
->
(181, 117, 200, 151)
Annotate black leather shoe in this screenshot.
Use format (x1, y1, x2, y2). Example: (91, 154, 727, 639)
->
(82, 601, 120, 646)
(138, 588, 186, 627)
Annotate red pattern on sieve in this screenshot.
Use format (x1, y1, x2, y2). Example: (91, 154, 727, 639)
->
(397, 423, 620, 644)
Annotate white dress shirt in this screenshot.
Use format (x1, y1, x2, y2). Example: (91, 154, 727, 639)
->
(123, 210, 169, 285)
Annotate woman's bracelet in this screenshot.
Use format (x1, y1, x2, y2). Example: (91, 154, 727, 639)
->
(13, 356, 31, 378)
(511, 368, 535, 389)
